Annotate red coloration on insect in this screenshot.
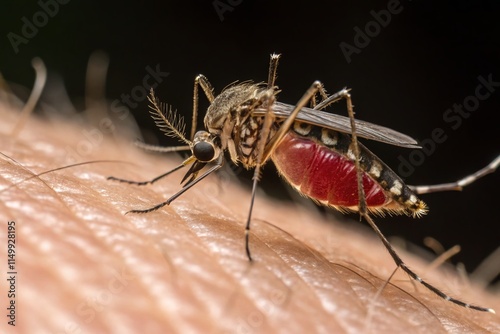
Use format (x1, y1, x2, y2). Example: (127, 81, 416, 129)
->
(273, 132, 388, 208)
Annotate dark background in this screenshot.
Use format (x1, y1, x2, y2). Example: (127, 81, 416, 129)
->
(1, 1, 499, 283)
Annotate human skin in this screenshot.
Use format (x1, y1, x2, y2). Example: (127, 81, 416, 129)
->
(0, 102, 499, 334)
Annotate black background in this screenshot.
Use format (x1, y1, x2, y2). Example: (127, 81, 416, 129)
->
(1, 1, 499, 282)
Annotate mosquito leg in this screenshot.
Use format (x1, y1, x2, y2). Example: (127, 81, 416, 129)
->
(314, 87, 352, 111)
(192, 74, 215, 140)
(266, 53, 326, 109)
(245, 91, 277, 261)
(310, 82, 329, 109)
(127, 156, 223, 214)
(261, 80, 326, 162)
(363, 212, 494, 312)
(345, 91, 369, 218)
(267, 53, 281, 89)
(107, 164, 185, 186)
(245, 172, 259, 261)
(409, 155, 500, 194)
(345, 93, 494, 313)
(243, 53, 287, 260)
(245, 80, 344, 259)
(107, 156, 195, 186)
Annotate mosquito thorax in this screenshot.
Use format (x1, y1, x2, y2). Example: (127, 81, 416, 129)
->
(192, 131, 219, 162)
(202, 82, 280, 167)
(204, 82, 274, 133)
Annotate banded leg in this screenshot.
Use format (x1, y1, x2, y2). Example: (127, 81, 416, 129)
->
(409, 155, 500, 194)
(266, 53, 329, 109)
(247, 54, 336, 259)
(309, 81, 330, 109)
(313, 88, 351, 111)
(126, 155, 224, 215)
(245, 80, 350, 260)
(245, 90, 277, 260)
(245, 54, 281, 260)
(107, 156, 195, 186)
(345, 92, 494, 313)
(267, 53, 281, 89)
(244, 55, 335, 260)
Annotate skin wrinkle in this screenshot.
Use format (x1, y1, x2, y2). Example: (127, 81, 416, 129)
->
(355, 265, 435, 316)
(102, 207, 190, 331)
(1, 166, 87, 231)
(0, 103, 499, 334)
(52, 203, 129, 331)
(140, 209, 250, 327)
(347, 267, 413, 331)
(252, 222, 363, 322)
(180, 214, 280, 331)
(258, 228, 340, 309)
(167, 215, 236, 330)
(239, 240, 333, 332)
(272, 261, 353, 332)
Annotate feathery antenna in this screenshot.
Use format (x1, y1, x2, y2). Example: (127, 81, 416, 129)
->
(147, 88, 190, 145)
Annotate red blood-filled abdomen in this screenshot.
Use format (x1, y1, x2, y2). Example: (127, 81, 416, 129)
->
(272, 132, 388, 208)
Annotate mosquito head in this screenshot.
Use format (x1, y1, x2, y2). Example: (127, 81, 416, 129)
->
(192, 131, 220, 163)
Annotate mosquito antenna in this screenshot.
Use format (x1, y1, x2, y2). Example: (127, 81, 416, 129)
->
(148, 89, 191, 145)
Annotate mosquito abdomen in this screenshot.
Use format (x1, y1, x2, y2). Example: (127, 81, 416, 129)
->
(272, 130, 427, 216)
(273, 131, 389, 209)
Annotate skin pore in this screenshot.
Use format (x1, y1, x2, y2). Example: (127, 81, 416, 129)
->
(0, 98, 499, 333)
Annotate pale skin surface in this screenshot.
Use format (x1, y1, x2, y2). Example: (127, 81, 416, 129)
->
(0, 102, 499, 334)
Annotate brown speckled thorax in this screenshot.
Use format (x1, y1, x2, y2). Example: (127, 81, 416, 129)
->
(204, 82, 280, 167)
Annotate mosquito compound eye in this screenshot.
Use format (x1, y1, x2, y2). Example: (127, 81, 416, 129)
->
(193, 141, 215, 162)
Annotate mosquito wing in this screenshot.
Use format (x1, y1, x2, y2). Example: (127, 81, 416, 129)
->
(253, 102, 420, 148)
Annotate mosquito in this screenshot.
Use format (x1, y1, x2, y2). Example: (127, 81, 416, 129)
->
(108, 54, 498, 313)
